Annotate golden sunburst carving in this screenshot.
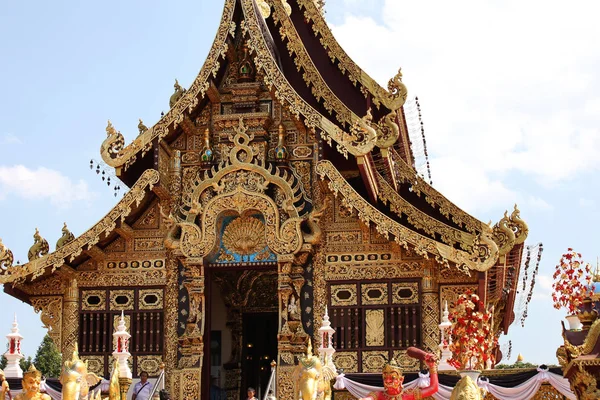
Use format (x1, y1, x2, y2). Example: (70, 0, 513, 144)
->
(222, 216, 266, 255)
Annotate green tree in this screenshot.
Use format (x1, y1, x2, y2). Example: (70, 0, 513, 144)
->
(33, 334, 62, 378)
(20, 356, 32, 372)
(495, 361, 538, 369)
(0, 354, 6, 370)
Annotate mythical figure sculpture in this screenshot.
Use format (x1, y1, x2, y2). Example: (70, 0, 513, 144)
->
(288, 295, 301, 321)
(60, 345, 102, 400)
(0, 238, 14, 270)
(360, 347, 438, 400)
(27, 228, 49, 261)
(0, 368, 10, 400)
(138, 119, 148, 136)
(376, 110, 400, 149)
(56, 223, 75, 249)
(14, 365, 51, 400)
(101, 120, 125, 158)
(302, 196, 331, 245)
(387, 68, 408, 108)
(449, 375, 485, 400)
(169, 79, 186, 108)
(293, 340, 323, 400)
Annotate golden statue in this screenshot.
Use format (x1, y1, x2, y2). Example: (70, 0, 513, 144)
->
(449, 375, 485, 400)
(14, 365, 51, 400)
(60, 345, 102, 400)
(0, 368, 10, 400)
(108, 359, 121, 400)
(293, 339, 323, 400)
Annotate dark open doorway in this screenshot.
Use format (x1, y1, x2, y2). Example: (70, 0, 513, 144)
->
(241, 312, 278, 399)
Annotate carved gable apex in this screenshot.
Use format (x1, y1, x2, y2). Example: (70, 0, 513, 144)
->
(133, 200, 160, 230)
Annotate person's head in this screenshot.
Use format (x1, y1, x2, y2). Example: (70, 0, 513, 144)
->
(247, 387, 255, 397)
(382, 360, 404, 395)
(140, 371, 149, 383)
(22, 365, 42, 394)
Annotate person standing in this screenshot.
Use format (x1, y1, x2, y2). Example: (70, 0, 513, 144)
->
(132, 371, 153, 400)
(246, 387, 258, 400)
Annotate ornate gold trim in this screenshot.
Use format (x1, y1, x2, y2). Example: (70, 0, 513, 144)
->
(0, 169, 160, 284)
(139, 289, 164, 310)
(330, 284, 358, 307)
(316, 160, 498, 272)
(376, 172, 475, 250)
(81, 290, 107, 311)
(391, 282, 419, 304)
(240, 0, 376, 158)
(361, 283, 388, 305)
(296, 0, 407, 110)
(109, 290, 135, 311)
(100, 0, 235, 170)
(31, 296, 63, 348)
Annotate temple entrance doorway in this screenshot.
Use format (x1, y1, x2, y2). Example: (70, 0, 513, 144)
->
(207, 268, 279, 400)
(241, 312, 278, 398)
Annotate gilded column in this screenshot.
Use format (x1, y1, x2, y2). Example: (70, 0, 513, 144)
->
(277, 257, 304, 400)
(62, 278, 79, 364)
(175, 258, 204, 399)
(421, 264, 440, 356)
(164, 254, 179, 392)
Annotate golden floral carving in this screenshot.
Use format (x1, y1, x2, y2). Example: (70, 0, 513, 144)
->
(137, 355, 163, 377)
(84, 356, 104, 377)
(362, 351, 388, 373)
(392, 350, 420, 372)
(361, 283, 388, 305)
(109, 290, 134, 311)
(391, 282, 419, 305)
(139, 289, 164, 310)
(333, 352, 358, 373)
(330, 284, 358, 307)
(81, 290, 107, 311)
(222, 216, 266, 255)
(365, 309, 385, 347)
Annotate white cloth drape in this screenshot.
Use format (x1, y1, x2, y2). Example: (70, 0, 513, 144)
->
(334, 367, 576, 400)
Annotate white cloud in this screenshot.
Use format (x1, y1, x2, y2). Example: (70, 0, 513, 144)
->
(0, 133, 22, 145)
(579, 198, 595, 207)
(0, 165, 94, 207)
(329, 0, 600, 207)
(532, 274, 554, 302)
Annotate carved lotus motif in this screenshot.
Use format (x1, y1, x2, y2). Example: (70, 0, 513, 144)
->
(222, 216, 266, 255)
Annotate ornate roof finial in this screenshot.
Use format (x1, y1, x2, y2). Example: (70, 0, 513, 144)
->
(169, 79, 186, 108)
(201, 127, 213, 162)
(0, 238, 14, 270)
(138, 119, 148, 136)
(275, 124, 289, 161)
(27, 228, 49, 261)
(56, 223, 75, 250)
(238, 41, 256, 83)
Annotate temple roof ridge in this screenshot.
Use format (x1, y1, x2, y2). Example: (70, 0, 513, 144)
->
(0, 169, 160, 285)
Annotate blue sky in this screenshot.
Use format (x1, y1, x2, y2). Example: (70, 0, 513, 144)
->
(1, 0, 599, 365)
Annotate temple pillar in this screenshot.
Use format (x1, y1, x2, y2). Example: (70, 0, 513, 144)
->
(62, 278, 79, 364)
(174, 258, 205, 399)
(277, 256, 307, 400)
(421, 264, 440, 356)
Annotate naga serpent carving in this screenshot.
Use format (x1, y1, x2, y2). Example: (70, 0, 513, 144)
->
(376, 110, 400, 149)
(27, 228, 49, 261)
(56, 223, 75, 250)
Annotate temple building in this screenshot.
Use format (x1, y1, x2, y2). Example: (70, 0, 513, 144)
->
(0, 1, 528, 398)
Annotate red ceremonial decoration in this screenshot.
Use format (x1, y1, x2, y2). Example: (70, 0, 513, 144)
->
(447, 291, 497, 370)
(552, 248, 594, 315)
